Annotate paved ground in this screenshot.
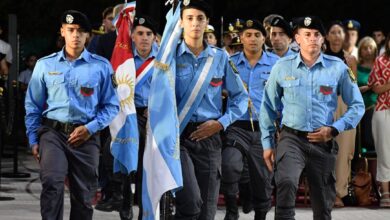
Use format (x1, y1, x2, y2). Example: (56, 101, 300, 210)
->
(1, 147, 390, 220)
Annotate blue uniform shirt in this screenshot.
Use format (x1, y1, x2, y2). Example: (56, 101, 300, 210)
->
(133, 42, 158, 107)
(176, 41, 248, 129)
(25, 48, 120, 146)
(230, 51, 278, 121)
(260, 53, 364, 149)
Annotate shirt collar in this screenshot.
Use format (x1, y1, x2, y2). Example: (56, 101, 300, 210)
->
(177, 40, 215, 58)
(57, 47, 90, 62)
(237, 50, 273, 66)
(295, 52, 326, 68)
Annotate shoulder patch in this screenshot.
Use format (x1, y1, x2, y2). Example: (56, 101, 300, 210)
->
(348, 68, 357, 83)
(111, 74, 118, 88)
(229, 60, 239, 74)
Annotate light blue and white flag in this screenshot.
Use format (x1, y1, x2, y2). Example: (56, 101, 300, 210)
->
(109, 1, 139, 174)
(141, 2, 183, 219)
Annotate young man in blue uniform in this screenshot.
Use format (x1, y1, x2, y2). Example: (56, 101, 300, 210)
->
(260, 16, 365, 220)
(222, 19, 278, 220)
(25, 10, 119, 220)
(174, 1, 248, 219)
(269, 17, 296, 58)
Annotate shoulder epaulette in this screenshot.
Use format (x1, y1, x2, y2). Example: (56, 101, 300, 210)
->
(90, 53, 110, 64)
(323, 54, 343, 63)
(38, 52, 57, 61)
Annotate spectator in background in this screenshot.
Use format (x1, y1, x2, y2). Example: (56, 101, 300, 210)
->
(372, 28, 386, 55)
(356, 37, 377, 154)
(0, 22, 12, 65)
(88, 6, 114, 53)
(368, 33, 390, 208)
(0, 52, 7, 76)
(324, 20, 358, 207)
(18, 54, 38, 92)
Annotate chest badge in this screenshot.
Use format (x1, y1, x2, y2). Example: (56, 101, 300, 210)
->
(320, 85, 333, 95)
(80, 87, 94, 97)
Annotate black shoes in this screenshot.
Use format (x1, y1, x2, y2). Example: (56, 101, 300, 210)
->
(95, 197, 123, 212)
(224, 195, 239, 220)
(119, 208, 133, 220)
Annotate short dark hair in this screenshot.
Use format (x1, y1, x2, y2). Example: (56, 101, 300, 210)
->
(102, 6, 114, 19)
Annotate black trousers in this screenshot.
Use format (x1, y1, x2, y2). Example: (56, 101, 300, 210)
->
(135, 109, 147, 220)
(274, 129, 338, 220)
(221, 125, 273, 213)
(38, 126, 100, 220)
(175, 124, 222, 220)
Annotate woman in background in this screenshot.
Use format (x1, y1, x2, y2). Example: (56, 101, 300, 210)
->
(325, 21, 358, 207)
(356, 37, 378, 155)
(369, 34, 390, 208)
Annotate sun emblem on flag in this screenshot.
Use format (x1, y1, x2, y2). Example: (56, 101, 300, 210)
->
(116, 74, 135, 110)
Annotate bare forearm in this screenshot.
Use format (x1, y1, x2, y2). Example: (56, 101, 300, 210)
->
(372, 82, 390, 95)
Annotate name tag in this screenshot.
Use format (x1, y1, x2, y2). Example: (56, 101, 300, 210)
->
(284, 75, 296, 81)
(48, 71, 62, 75)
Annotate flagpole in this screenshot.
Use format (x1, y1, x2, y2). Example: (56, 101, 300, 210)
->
(159, 1, 178, 219)
(221, 16, 224, 47)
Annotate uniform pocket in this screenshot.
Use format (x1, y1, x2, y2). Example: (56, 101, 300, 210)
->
(280, 79, 300, 100)
(46, 75, 65, 87)
(316, 80, 336, 102)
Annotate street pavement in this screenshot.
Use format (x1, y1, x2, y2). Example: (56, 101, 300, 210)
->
(1, 147, 389, 220)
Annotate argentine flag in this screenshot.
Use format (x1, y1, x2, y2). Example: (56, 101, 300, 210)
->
(141, 3, 183, 219)
(109, 1, 139, 174)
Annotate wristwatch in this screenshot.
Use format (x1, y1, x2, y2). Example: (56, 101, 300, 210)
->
(330, 126, 339, 137)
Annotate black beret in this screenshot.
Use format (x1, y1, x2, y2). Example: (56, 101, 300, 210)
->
(271, 17, 293, 38)
(133, 15, 157, 34)
(234, 18, 245, 32)
(181, 0, 212, 18)
(231, 36, 242, 46)
(61, 10, 91, 33)
(343, 19, 361, 31)
(295, 16, 326, 36)
(242, 19, 267, 37)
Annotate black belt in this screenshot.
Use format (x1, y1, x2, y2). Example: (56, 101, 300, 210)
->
(231, 120, 260, 131)
(42, 118, 81, 135)
(282, 126, 309, 138)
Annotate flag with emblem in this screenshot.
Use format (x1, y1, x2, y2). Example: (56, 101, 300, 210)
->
(109, 1, 139, 174)
(141, 2, 183, 219)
